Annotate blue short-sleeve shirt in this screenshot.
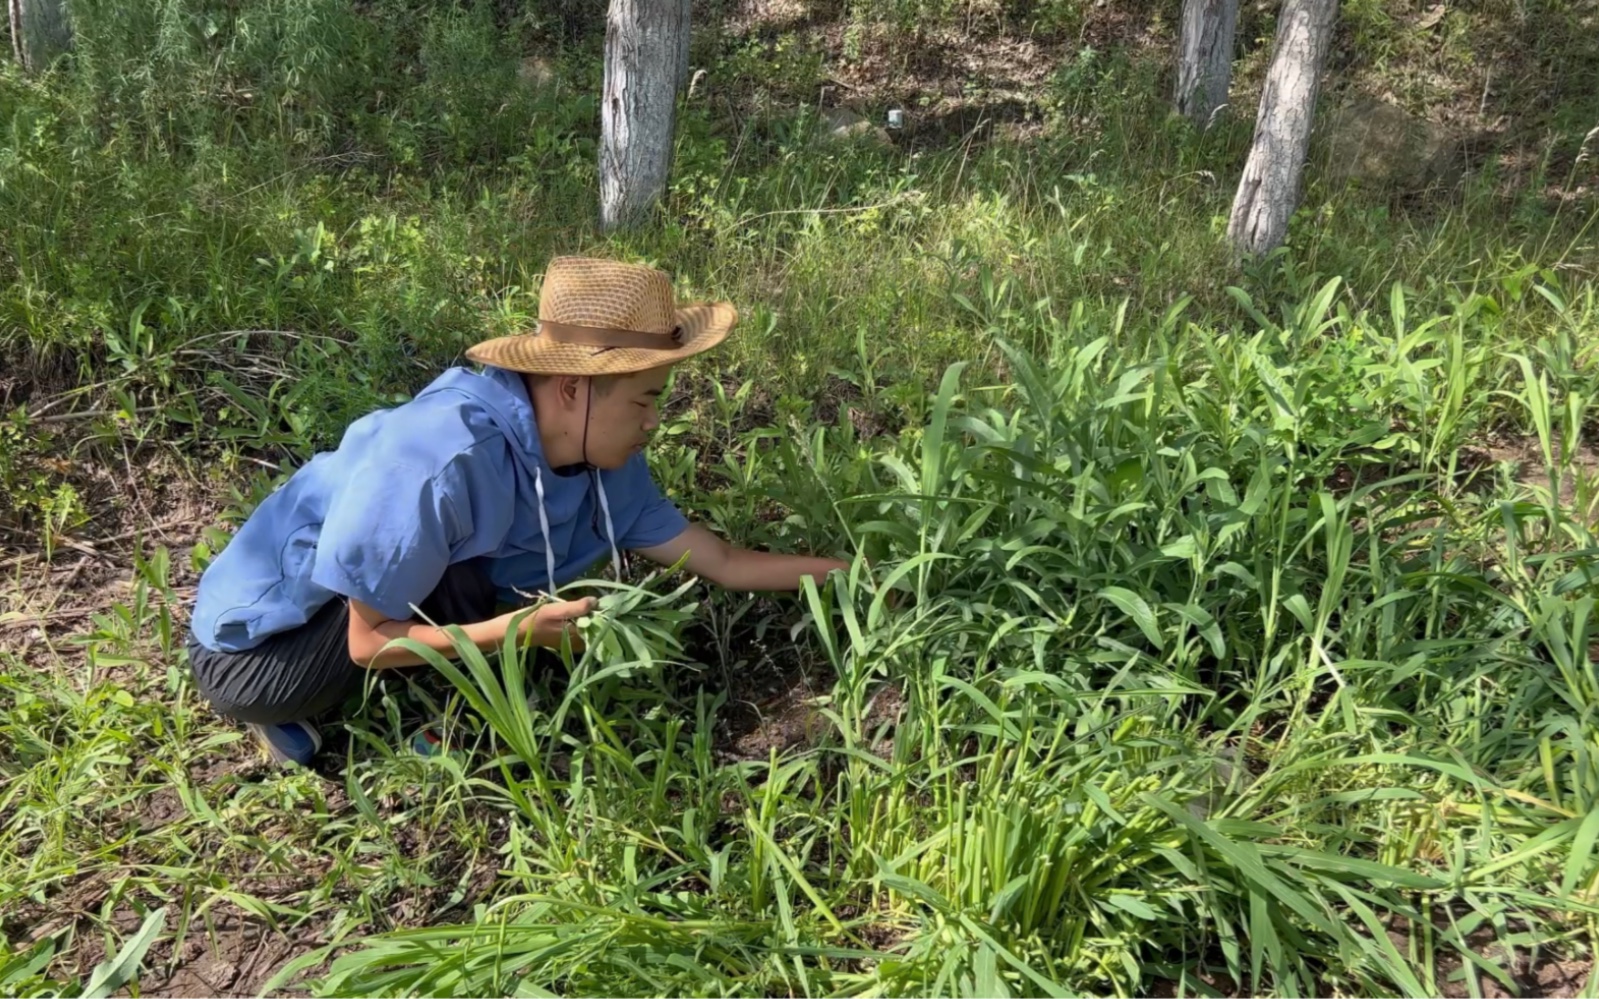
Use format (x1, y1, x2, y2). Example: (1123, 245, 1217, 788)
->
(188, 365, 688, 653)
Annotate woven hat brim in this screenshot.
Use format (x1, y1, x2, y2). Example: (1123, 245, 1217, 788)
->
(465, 301, 737, 376)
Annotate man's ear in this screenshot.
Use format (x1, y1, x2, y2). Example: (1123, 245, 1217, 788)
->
(556, 374, 585, 408)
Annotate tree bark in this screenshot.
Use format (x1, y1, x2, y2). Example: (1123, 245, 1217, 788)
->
(9, 0, 71, 73)
(1226, 0, 1338, 259)
(600, 0, 688, 232)
(1175, 0, 1238, 128)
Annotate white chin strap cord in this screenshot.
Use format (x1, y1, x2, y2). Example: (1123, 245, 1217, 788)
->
(532, 464, 622, 598)
(579, 379, 622, 582)
(532, 465, 558, 595)
(594, 470, 622, 580)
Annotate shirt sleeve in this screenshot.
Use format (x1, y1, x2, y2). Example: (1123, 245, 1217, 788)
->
(615, 453, 689, 550)
(310, 460, 467, 621)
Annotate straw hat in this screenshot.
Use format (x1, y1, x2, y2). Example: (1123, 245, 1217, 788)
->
(465, 256, 738, 376)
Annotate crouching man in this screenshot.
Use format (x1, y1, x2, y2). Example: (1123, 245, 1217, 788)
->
(185, 256, 848, 765)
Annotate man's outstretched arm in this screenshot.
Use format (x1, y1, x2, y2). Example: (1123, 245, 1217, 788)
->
(635, 523, 848, 592)
(347, 595, 595, 668)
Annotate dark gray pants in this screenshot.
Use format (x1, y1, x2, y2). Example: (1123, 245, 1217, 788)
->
(186, 560, 499, 726)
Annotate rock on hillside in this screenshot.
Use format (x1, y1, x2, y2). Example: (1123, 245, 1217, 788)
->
(1320, 97, 1464, 191)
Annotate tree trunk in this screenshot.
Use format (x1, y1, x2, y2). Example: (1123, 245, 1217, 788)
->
(9, 0, 71, 73)
(600, 0, 688, 232)
(1226, 0, 1338, 259)
(1175, 0, 1238, 128)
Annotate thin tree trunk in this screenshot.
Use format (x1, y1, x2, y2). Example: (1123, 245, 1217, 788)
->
(1175, 0, 1238, 129)
(1226, 0, 1338, 259)
(600, 0, 688, 231)
(9, 0, 71, 73)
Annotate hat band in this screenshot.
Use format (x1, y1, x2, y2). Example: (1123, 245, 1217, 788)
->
(539, 320, 684, 351)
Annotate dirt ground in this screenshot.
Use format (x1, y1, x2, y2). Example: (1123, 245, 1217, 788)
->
(1482, 434, 1599, 516)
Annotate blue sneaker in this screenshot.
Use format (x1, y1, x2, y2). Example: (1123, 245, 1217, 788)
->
(246, 721, 322, 766)
(410, 726, 467, 764)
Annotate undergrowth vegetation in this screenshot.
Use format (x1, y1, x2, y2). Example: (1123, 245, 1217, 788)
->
(250, 286, 1599, 996)
(3, 0, 1599, 994)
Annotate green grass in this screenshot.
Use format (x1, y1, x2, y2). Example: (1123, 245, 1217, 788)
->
(4, 0, 1599, 994)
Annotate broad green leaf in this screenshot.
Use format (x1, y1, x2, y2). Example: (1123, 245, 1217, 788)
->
(1560, 807, 1599, 896)
(80, 907, 166, 999)
(1099, 586, 1164, 650)
(1102, 893, 1159, 920)
(1257, 845, 1444, 889)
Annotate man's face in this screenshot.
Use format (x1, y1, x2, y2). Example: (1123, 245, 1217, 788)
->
(581, 366, 671, 469)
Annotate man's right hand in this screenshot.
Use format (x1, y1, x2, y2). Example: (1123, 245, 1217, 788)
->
(351, 595, 597, 668)
(515, 597, 598, 650)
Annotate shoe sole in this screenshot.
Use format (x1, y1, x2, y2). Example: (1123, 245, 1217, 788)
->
(247, 722, 322, 766)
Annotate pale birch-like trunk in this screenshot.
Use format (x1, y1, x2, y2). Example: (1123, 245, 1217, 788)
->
(1226, 0, 1339, 259)
(600, 0, 687, 231)
(1175, 0, 1238, 128)
(9, 0, 71, 73)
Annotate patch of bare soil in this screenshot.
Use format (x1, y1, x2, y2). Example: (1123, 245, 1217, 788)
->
(151, 930, 310, 997)
(719, 671, 833, 759)
(4, 737, 299, 992)
(122, 905, 321, 999)
(1519, 960, 1594, 999)
(713, 654, 903, 762)
(1328, 432, 1599, 522)
(718, 0, 1100, 147)
(1432, 930, 1592, 999)
(1, 440, 219, 549)
(680, 600, 829, 761)
(11, 769, 509, 997)
(1370, 908, 1595, 999)
(1483, 433, 1599, 517)
(33, 893, 321, 999)
(1, 448, 220, 661)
